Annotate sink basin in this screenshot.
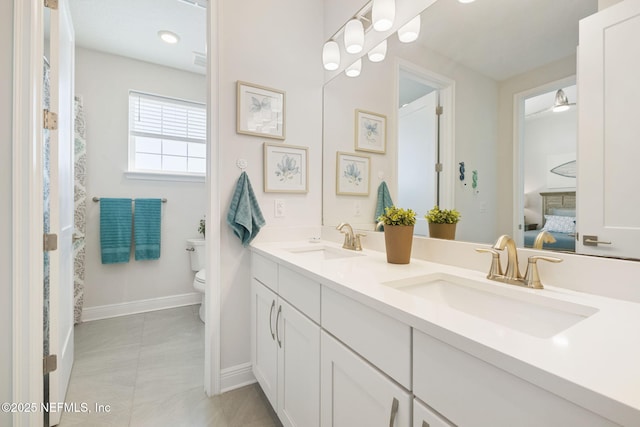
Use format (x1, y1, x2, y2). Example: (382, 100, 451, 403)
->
(285, 245, 365, 261)
(383, 273, 598, 338)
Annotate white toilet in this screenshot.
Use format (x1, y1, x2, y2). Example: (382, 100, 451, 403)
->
(187, 238, 206, 322)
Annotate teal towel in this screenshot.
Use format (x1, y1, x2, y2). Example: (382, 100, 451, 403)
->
(227, 172, 265, 247)
(375, 181, 394, 221)
(100, 198, 132, 264)
(134, 198, 162, 261)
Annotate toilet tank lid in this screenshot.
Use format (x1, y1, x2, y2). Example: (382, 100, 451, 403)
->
(195, 269, 206, 282)
(187, 238, 205, 246)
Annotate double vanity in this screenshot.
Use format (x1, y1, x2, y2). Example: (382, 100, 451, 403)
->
(250, 239, 640, 427)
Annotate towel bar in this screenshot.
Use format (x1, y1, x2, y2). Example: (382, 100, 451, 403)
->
(92, 197, 167, 203)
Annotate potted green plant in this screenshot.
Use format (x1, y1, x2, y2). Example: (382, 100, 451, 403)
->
(377, 206, 416, 264)
(425, 205, 461, 240)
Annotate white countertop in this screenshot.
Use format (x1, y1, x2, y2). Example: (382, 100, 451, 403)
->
(251, 239, 640, 426)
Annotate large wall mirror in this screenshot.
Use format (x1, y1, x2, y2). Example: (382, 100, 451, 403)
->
(323, 0, 598, 252)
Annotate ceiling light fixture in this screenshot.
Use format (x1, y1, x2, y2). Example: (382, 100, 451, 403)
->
(397, 15, 421, 43)
(368, 39, 387, 63)
(458, 0, 476, 3)
(158, 30, 180, 44)
(322, 41, 341, 71)
(344, 19, 365, 54)
(552, 89, 571, 112)
(345, 59, 362, 77)
(372, 0, 395, 32)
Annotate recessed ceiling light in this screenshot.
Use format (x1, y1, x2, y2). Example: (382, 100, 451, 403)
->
(158, 30, 180, 44)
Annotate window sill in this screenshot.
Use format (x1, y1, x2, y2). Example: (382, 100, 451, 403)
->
(124, 171, 206, 183)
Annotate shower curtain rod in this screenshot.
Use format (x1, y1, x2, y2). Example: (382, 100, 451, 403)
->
(92, 197, 167, 203)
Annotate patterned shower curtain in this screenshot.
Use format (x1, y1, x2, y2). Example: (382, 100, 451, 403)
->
(73, 96, 87, 324)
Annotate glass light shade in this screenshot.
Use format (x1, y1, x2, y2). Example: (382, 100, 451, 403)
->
(367, 40, 387, 63)
(344, 19, 364, 54)
(158, 30, 180, 44)
(372, 0, 395, 32)
(552, 89, 570, 112)
(398, 15, 421, 43)
(322, 41, 340, 71)
(345, 59, 362, 77)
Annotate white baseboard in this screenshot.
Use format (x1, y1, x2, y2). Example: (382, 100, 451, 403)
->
(82, 292, 202, 322)
(220, 362, 256, 393)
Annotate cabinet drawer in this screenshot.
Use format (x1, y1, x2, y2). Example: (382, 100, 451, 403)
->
(413, 330, 617, 427)
(252, 253, 278, 291)
(279, 266, 321, 323)
(322, 287, 411, 389)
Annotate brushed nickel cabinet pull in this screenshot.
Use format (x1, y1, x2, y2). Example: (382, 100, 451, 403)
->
(269, 300, 275, 340)
(388, 397, 399, 427)
(275, 305, 282, 348)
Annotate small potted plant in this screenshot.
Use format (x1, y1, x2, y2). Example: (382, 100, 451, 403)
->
(198, 216, 206, 238)
(377, 206, 416, 264)
(425, 205, 461, 240)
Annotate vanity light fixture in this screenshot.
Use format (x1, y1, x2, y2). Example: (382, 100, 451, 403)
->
(552, 89, 571, 112)
(323, 41, 341, 70)
(345, 59, 362, 77)
(372, 0, 395, 32)
(367, 39, 387, 63)
(344, 19, 365, 54)
(398, 15, 421, 43)
(158, 30, 180, 44)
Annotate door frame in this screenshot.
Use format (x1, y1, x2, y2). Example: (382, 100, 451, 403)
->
(511, 75, 576, 246)
(12, 0, 46, 425)
(395, 59, 456, 210)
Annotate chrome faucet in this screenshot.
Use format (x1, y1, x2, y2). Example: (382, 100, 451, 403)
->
(336, 222, 365, 251)
(476, 234, 563, 289)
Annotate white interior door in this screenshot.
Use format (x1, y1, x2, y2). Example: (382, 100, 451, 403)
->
(577, 1, 640, 259)
(48, 0, 75, 424)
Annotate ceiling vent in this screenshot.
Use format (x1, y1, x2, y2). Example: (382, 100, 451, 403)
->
(193, 52, 207, 67)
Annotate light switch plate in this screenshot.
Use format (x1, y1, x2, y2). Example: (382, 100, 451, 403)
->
(275, 199, 285, 217)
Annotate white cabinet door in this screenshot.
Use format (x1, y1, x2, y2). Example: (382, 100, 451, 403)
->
(277, 299, 320, 427)
(578, 0, 640, 258)
(321, 331, 411, 427)
(413, 398, 454, 427)
(251, 279, 278, 408)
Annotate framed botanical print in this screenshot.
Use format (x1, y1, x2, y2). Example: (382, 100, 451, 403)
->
(355, 109, 386, 153)
(336, 152, 370, 196)
(264, 143, 308, 193)
(237, 81, 286, 140)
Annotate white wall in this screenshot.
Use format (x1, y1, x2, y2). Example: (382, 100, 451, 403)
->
(523, 110, 577, 225)
(76, 48, 207, 313)
(0, 2, 13, 425)
(496, 55, 577, 236)
(217, 0, 324, 371)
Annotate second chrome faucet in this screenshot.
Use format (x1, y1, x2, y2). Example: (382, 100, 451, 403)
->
(477, 234, 562, 289)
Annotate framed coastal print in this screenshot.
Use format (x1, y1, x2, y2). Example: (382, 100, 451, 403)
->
(336, 152, 370, 196)
(355, 109, 386, 153)
(264, 143, 308, 193)
(237, 81, 286, 140)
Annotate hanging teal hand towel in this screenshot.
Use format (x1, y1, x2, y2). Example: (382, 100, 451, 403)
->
(100, 198, 132, 264)
(134, 198, 162, 261)
(375, 181, 394, 221)
(227, 172, 266, 247)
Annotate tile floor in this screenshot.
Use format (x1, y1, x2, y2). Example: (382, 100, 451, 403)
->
(59, 305, 281, 427)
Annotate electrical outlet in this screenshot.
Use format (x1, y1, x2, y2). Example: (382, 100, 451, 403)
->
(479, 201, 487, 213)
(354, 201, 361, 216)
(275, 199, 285, 217)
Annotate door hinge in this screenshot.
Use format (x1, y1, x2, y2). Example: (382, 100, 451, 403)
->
(435, 163, 443, 172)
(43, 354, 57, 375)
(43, 110, 58, 130)
(44, 0, 58, 10)
(436, 105, 444, 115)
(43, 233, 58, 252)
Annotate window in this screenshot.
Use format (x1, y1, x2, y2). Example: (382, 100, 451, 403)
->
(128, 91, 206, 176)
